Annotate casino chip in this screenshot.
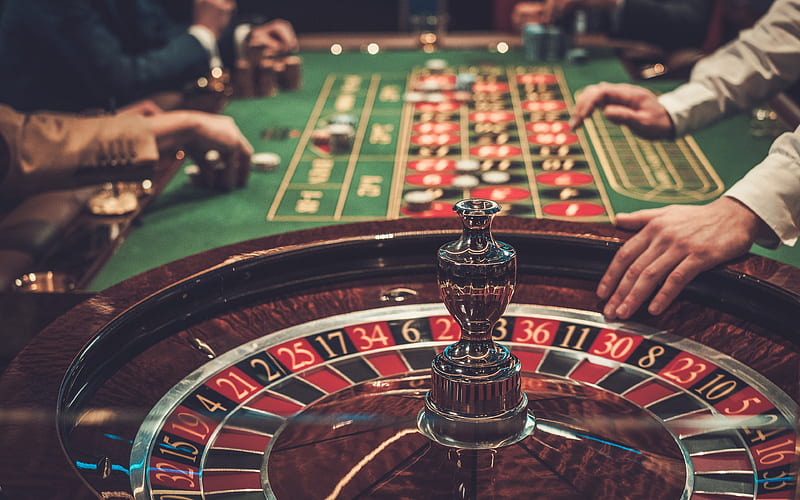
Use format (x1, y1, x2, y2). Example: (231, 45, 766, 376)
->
(418, 80, 443, 92)
(424, 92, 446, 103)
(205, 149, 221, 163)
(403, 190, 436, 212)
(450, 90, 473, 102)
(87, 184, 139, 216)
(482, 171, 512, 184)
(252, 152, 281, 172)
(329, 114, 357, 128)
(455, 73, 476, 91)
(184, 164, 199, 174)
(455, 159, 480, 172)
(404, 91, 424, 103)
(311, 128, 331, 146)
(425, 58, 447, 73)
(452, 174, 480, 188)
(328, 123, 355, 153)
(184, 164, 202, 186)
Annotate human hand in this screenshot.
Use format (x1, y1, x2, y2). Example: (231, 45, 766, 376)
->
(189, 113, 253, 189)
(193, 0, 236, 39)
(248, 19, 299, 57)
(150, 111, 253, 189)
(570, 82, 675, 139)
(118, 99, 163, 117)
(597, 197, 767, 320)
(511, 2, 547, 28)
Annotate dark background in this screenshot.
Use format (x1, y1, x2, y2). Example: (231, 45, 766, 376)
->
(159, 0, 498, 33)
(253, 0, 495, 33)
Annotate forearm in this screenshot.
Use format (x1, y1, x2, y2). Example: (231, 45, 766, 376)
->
(18, 113, 159, 174)
(147, 110, 206, 153)
(0, 107, 159, 197)
(36, 0, 210, 106)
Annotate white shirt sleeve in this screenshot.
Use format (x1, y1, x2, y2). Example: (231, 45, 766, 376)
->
(655, 0, 800, 247)
(724, 127, 800, 247)
(658, 0, 800, 137)
(233, 23, 252, 61)
(188, 24, 222, 69)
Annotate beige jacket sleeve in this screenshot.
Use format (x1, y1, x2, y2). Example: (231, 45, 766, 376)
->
(0, 104, 159, 198)
(656, 0, 800, 247)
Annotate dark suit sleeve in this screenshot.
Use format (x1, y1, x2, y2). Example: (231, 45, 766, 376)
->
(35, 0, 211, 107)
(615, 0, 715, 50)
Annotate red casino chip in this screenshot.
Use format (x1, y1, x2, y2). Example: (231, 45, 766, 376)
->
(411, 133, 460, 146)
(415, 102, 460, 113)
(521, 100, 567, 112)
(528, 132, 578, 146)
(468, 111, 516, 123)
(516, 73, 557, 86)
(469, 144, 522, 159)
(417, 74, 456, 87)
(543, 202, 606, 217)
(407, 159, 456, 172)
(537, 172, 594, 186)
(406, 173, 458, 187)
(525, 121, 571, 133)
(443, 90, 473, 102)
(472, 82, 510, 93)
(471, 186, 530, 202)
(413, 122, 459, 134)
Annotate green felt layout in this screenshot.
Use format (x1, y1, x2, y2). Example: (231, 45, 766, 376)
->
(90, 49, 798, 290)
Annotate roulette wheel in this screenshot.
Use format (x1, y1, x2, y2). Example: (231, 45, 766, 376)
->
(0, 203, 798, 500)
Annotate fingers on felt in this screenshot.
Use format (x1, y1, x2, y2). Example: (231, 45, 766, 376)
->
(596, 232, 650, 300)
(615, 208, 664, 230)
(602, 105, 642, 128)
(570, 87, 605, 128)
(571, 82, 630, 129)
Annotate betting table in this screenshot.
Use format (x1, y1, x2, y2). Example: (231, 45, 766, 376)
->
(1, 38, 799, 500)
(88, 42, 800, 290)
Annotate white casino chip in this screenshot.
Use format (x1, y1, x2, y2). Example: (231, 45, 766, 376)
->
(252, 152, 281, 172)
(482, 171, 511, 184)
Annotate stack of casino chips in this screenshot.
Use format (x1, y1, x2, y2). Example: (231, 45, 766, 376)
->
(232, 54, 302, 98)
(309, 114, 358, 154)
(522, 23, 566, 62)
(327, 114, 357, 153)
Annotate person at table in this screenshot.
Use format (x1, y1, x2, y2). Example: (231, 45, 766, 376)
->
(0, 100, 254, 201)
(510, 0, 717, 52)
(0, 0, 299, 113)
(567, 0, 800, 320)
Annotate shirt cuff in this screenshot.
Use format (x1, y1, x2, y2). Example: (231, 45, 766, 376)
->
(233, 23, 252, 61)
(188, 24, 222, 69)
(658, 82, 725, 137)
(723, 151, 800, 248)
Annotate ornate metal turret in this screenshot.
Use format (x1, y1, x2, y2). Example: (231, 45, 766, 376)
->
(418, 199, 534, 448)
